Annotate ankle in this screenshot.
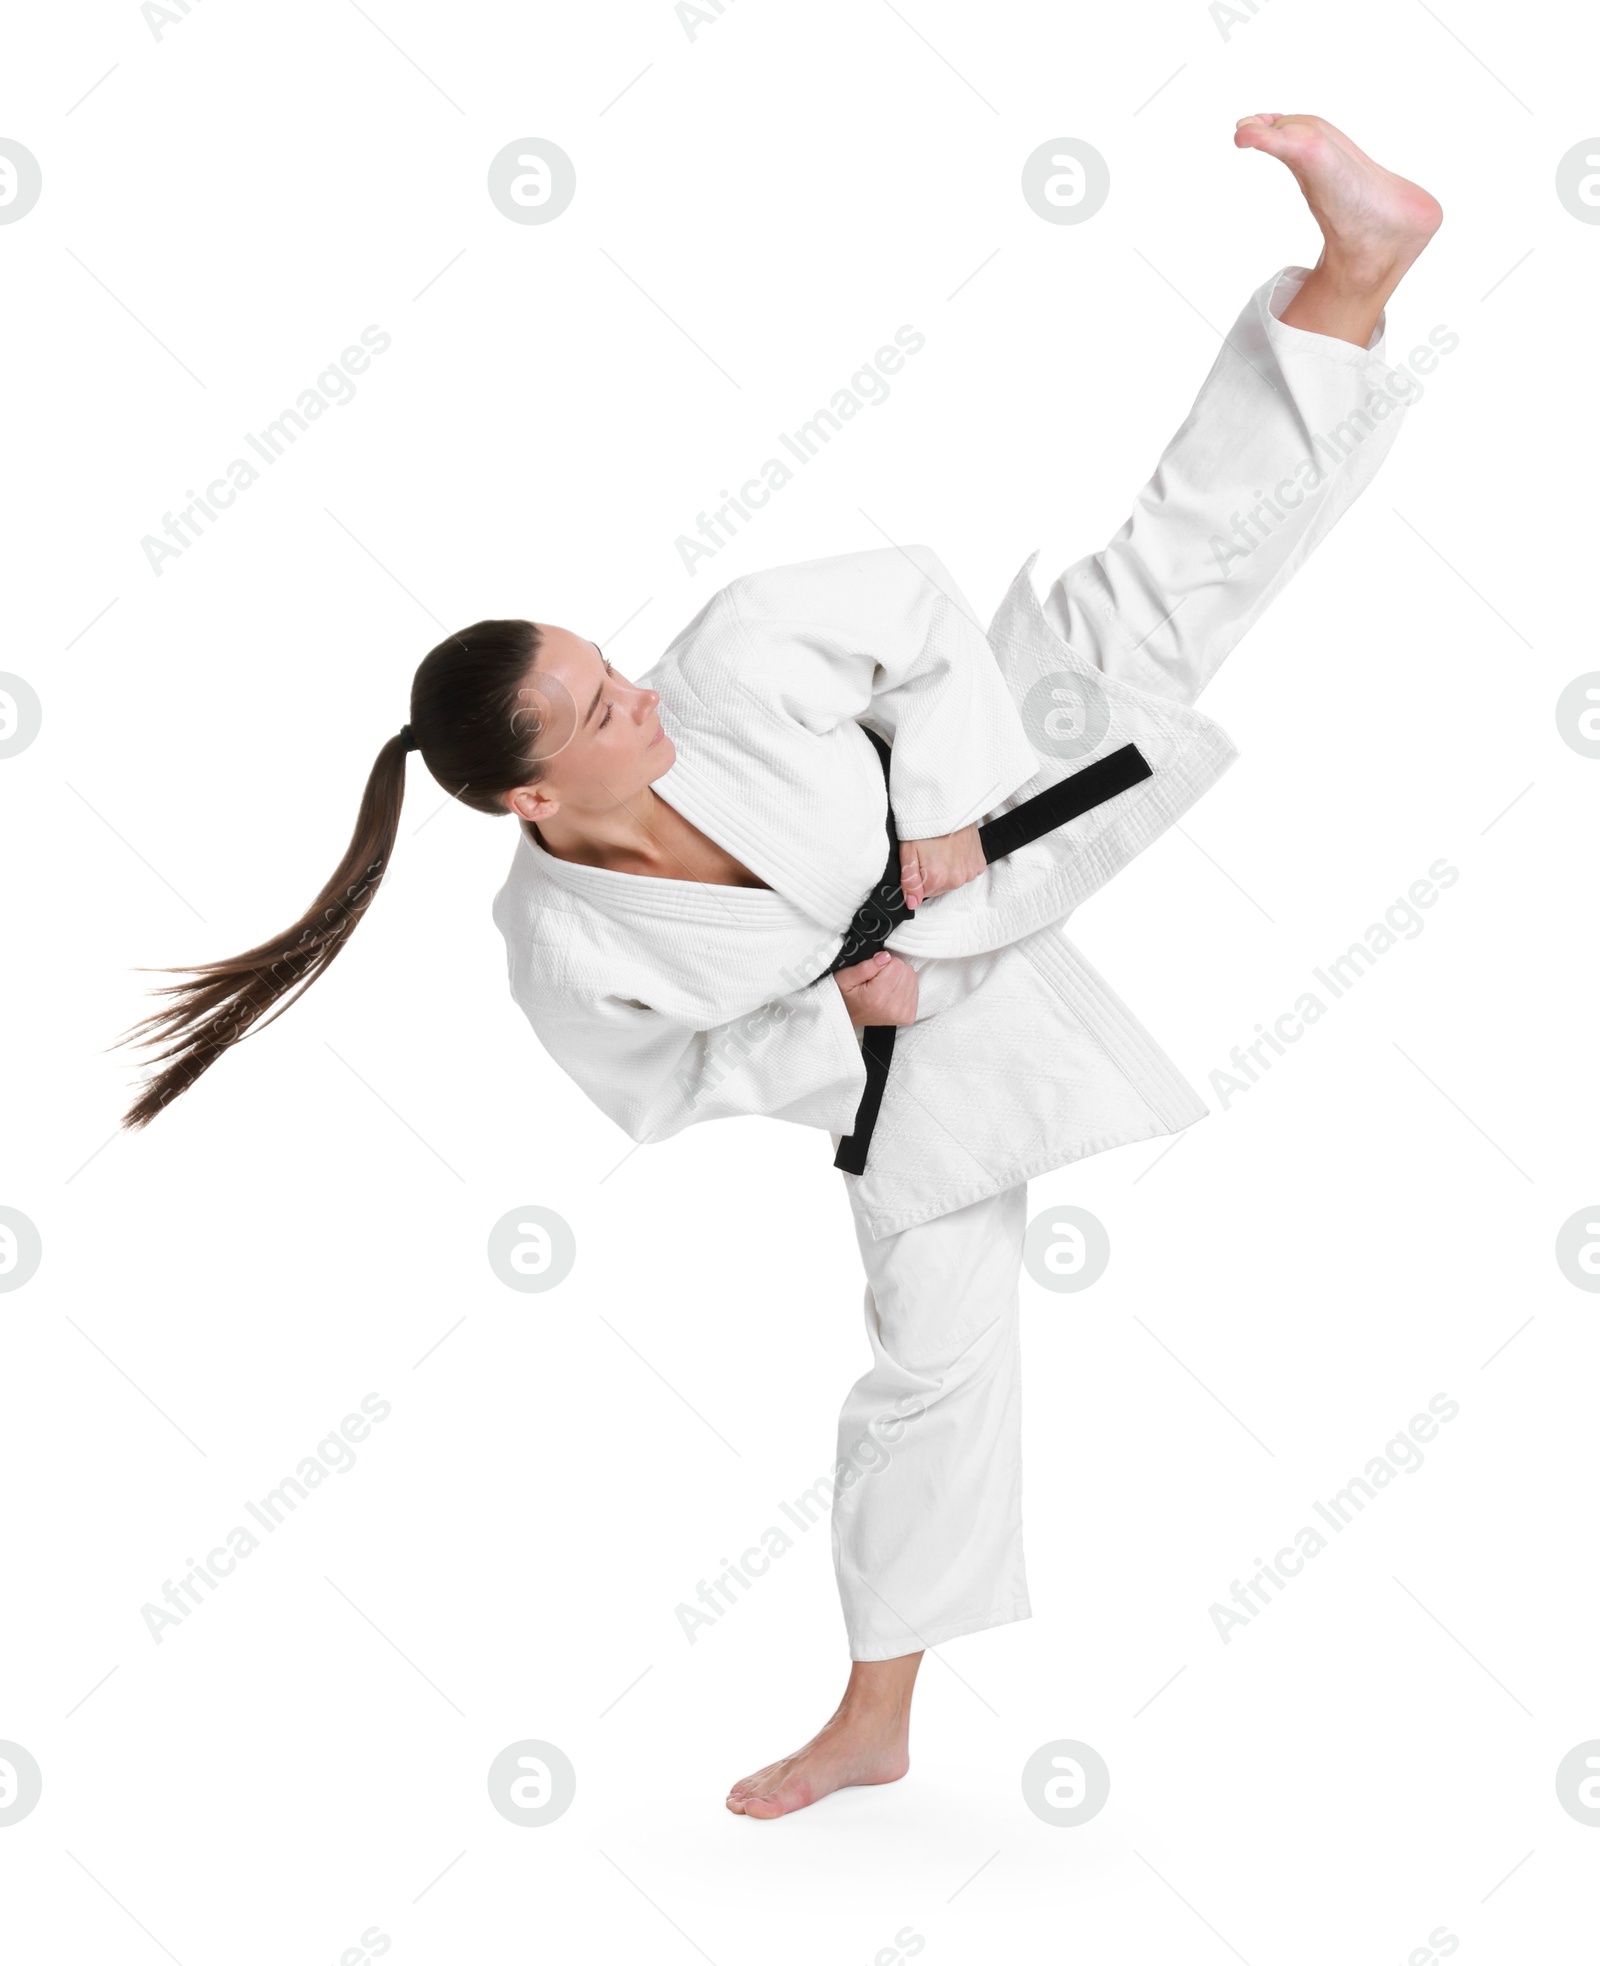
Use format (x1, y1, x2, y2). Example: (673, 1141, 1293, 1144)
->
(1312, 245, 1402, 300)
(836, 1688, 910, 1730)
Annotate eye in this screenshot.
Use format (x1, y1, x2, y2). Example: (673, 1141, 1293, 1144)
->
(597, 661, 616, 729)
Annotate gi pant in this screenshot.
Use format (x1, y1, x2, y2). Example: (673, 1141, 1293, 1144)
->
(829, 267, 1411, 1659)
(834, 1182, 1031, 1661)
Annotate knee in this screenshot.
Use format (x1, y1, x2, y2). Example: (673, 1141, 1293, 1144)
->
(875, 1301, 1016, 1392)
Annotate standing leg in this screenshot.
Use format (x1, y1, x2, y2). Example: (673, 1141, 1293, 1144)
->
(832, 1183, 1030, 1660)
(725, 1184, 1029, 1820)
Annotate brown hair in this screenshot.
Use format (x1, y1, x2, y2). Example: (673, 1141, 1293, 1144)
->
(119, 620, 544, 1129)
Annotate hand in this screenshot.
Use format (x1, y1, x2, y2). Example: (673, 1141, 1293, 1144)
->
(834, 951, 919, 1029)
(899, 824, 986, 909)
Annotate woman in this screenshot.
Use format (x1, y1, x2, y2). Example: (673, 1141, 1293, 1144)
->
(124, 115, 1441, 1819)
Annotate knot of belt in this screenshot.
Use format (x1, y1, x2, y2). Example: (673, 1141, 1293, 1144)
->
(819, 726, 1153, 1175)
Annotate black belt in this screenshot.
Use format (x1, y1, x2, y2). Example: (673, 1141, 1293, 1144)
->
(819, 730, 1153, 1175)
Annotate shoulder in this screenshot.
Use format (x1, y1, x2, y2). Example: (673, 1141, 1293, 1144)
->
(651, 547, 958, 662)
(647, 547, 961, 704)
(717, 545, 955, 625)
(490, 837, 608, 984)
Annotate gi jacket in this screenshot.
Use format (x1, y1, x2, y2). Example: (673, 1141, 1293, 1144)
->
(492, 543, 1235, 1238)
(491, 265, 1409, 1236)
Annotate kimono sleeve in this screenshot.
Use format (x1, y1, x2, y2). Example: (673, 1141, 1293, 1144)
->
(531, 972, 868, 1144)
(721, 546, 1039, 839)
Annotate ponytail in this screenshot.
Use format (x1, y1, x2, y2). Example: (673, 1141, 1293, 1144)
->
(120, 617, 543, 1130)
(119, 732, 412, 1129)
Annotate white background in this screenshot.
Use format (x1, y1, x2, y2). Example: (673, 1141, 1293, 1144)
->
(4, 1, 1598, 1960)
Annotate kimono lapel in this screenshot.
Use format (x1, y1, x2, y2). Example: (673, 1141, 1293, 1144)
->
(645, 733, 887, 934)
(508, 823, 844, 1026)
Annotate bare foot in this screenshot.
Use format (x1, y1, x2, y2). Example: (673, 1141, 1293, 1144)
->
(1235, 112, 1442, 282)
(725, 1654, 921, 1820)
(1234, 113, 1442, 344)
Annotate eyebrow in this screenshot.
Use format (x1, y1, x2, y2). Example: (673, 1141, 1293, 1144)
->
(581, 643, 608, 726)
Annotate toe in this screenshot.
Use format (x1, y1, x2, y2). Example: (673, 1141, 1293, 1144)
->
(1233, 115, 1292, 154)
(741, 1781, 806, 1819)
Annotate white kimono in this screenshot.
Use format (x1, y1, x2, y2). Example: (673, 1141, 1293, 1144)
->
(492, 267, 1413, 1243)
(495, 266, 1415, 1662)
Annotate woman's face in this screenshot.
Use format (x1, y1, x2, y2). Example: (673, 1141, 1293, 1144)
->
(501, 625, 675, 825)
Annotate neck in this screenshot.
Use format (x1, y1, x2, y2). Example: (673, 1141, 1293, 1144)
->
(531, 787, 676, 873)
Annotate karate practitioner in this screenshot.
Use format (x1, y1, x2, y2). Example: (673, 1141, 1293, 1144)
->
(124, 115, 1442, 1820)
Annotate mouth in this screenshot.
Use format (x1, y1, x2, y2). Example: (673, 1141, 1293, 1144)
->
(648, 719, 666, 748)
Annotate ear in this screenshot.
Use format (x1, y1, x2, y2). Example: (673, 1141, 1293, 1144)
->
(505, 783, 559, 824)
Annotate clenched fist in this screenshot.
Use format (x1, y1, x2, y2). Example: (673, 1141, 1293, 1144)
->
(899, 823, 986, 909)
(834, 951, 919, 1029)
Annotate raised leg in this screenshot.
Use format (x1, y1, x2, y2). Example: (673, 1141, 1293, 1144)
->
(1040, 113, 1443, 709)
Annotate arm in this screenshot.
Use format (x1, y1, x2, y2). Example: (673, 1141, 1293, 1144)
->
(531, 971, 869, 1145)
(721, 544, 1040, 841)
